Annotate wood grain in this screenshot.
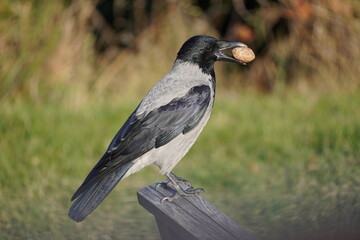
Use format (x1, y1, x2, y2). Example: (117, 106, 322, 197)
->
(137, 182, 256, 240)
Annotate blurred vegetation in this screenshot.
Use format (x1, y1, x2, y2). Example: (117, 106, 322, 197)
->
(1, 93, 359, 240)
(1, 0, 360, 104)
(1, 0, 360, 239)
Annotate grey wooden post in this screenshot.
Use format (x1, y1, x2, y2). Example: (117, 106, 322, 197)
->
(137, 183, 256, 240)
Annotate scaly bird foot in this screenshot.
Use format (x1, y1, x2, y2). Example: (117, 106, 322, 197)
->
(158, 172, 205, 203)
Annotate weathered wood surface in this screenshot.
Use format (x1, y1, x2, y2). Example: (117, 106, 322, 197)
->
(137, 182, 256, 240)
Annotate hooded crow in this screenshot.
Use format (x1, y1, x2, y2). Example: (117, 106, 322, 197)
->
(69, 35, 248, 222)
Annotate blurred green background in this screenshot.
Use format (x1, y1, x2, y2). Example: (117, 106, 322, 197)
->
(1, 0, 360, 239)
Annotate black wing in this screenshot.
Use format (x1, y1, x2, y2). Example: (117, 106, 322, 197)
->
(71, 85, 211, 201)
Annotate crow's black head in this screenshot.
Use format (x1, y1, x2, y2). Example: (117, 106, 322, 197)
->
(176, 35, 247, 73)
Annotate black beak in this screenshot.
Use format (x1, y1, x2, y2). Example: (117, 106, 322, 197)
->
(215, 40, 248, 65)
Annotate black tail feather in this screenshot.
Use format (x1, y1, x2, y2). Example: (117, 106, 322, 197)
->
(69, 162, 133, 222)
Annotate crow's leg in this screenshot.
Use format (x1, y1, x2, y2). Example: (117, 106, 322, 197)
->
(168, 172, 192, 188)
(159, 172, 204, 203)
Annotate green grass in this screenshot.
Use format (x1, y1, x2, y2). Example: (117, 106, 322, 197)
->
(0, 91, 359, 240)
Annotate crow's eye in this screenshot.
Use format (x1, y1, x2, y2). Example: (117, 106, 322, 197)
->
(205, 46, 212, 52)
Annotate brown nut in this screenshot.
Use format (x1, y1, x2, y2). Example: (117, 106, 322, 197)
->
(232, 47, 255, 63)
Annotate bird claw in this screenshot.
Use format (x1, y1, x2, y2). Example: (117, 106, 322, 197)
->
(181, 186, 205, 196)
(155, 181, 168, 191)
(188, 187, 205, 194)
(161, 192, 180, 203)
